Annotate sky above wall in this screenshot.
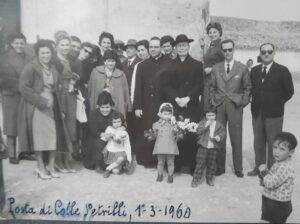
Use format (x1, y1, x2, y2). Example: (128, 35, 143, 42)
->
(210, 0, 300, 21)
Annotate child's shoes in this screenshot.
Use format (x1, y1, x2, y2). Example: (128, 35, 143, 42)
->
(167, 175, 173, 183)
(156, 174, 163, 182)
(191, 178, 200, 188)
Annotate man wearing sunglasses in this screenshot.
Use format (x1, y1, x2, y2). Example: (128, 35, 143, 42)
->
(210, 39, 251, 178)
(248, 43, 294, 176)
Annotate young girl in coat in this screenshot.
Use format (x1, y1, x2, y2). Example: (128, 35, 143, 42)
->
(102, 112, 132, 178)
(151, 103, 179, 183)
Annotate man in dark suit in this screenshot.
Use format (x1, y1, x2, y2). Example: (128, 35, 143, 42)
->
(164, 34, 204, 174)
(248, 43, 294, 176)
(133, 37, 171, 168)
(122, 39, 142, 159)
(210, 39, 251, 178)
(122, 39, 142, 93)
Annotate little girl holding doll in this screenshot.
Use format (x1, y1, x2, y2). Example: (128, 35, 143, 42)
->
(150, 103, 179, 183)
(102, 112, 132, 178)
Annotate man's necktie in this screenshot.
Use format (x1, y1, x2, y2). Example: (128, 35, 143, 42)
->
(262, 66, 267, 80)
(226, 63, 230, 74)
(128, 60, 131, 67)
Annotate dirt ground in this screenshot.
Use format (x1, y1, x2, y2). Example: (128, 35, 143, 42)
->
(1, 82, 300, 223)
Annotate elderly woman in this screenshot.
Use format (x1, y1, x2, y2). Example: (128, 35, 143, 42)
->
(202, 22, 224, 111)
(0, 33, 33, 164)
(18, 39, 71, 179)
(88, 50, 131, 117)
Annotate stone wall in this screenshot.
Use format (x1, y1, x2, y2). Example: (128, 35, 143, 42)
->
(21, 0, 209, 60)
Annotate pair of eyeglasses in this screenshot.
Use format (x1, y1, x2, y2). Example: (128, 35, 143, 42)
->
(222, 48, 233, 53)
(83, 48, 92, 55)
(261, 50, 273, 55)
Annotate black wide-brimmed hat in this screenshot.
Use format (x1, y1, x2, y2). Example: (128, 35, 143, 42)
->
(172, 34, 194, 46)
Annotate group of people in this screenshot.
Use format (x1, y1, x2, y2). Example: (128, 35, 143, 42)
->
(0, 20, 297, 222)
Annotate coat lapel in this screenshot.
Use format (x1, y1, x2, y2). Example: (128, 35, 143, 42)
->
(219, 62, 227, 82)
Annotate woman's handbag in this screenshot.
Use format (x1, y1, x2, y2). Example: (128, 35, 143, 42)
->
(76, 90, 88, 123)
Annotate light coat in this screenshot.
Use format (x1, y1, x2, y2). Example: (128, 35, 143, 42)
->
(152, 120, 179, 155)
(88, 65, 131, 117)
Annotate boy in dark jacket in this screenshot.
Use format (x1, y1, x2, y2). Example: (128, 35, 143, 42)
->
(191, 107, 226, 187)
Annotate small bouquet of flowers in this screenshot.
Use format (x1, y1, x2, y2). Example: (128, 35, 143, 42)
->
(176, 115, 199, 134)
(144, 128, 157, 141)
(113, 128, 127, 144)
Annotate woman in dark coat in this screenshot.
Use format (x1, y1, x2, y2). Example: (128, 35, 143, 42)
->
(83, 91, 123, 172)
(202, 22, 224, 112)
(52, 33, 78, 172)
(0, 33, 33, 164)
(18, 39, 72, 179)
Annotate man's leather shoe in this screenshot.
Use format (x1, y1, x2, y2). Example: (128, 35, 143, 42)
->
(247, 169, 259, 176)
(9, 157, 19, 164)
(215, 170, 225, 176)
(235, 171, 244, 178)
(206, 178, 215, 186)
(19, 153, 36, 161)
(72, 152, 83, 161)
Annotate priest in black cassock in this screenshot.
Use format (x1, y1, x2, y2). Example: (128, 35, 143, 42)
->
(133, 37, 172, 168)
(164, 34, 204, 174)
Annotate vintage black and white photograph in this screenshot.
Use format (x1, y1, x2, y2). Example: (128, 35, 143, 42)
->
(0, 0, 299, 223)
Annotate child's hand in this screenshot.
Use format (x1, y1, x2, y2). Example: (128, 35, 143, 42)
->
(214, 135, 221, 142)
(205, 120, 212, 127)
(100, 133, 112, 140)
(258, 164, 267, 172)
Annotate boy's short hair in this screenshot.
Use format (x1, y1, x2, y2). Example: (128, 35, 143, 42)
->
(274, 132, 298, 150)
(204, 106, 217, 115)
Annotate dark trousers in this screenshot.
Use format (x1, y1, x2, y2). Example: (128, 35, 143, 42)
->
(77, 121, 89, 157)
(261, 196, 292, 223)
(175, 132, 197, 171)
(0, 160, 4, 213)
(252, 112, 283, 169)
(126, 112, 138, 155)
(193, 146, 217, 180)
(216, 99, 243, 173)
(201, 77, 212, 113)
(135, 133, 157, 168)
